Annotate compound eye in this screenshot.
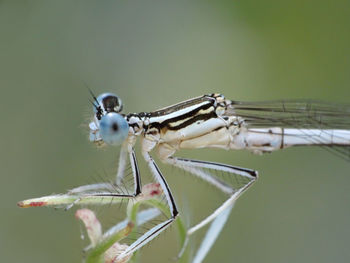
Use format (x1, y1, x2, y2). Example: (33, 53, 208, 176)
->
(99, 112, 129, 146)
(94, 93, 123, 114)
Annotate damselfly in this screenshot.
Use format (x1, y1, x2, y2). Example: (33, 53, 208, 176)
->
(78, 92, 350, 262)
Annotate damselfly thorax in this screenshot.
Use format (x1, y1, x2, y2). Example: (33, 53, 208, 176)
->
(125, 93, 243, 158)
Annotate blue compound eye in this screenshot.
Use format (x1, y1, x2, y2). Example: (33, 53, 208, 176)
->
(99, 112, 129, 145)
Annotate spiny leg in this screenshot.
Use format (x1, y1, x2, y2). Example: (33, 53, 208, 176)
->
(116, 151, 178, 261)
(67, 148, 141, 211)
(164, 157, 257, 259)
(87, 149, 141, 198)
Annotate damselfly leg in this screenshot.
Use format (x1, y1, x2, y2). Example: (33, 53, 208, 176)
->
(164, 157, 257, 258)
(67, 147, 141, 206)
(115, 151, 178, 261)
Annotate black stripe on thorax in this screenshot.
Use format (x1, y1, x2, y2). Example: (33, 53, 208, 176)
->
(149, 101, 217, 131)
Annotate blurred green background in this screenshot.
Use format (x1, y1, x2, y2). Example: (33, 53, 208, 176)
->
(1, 1, 350, 262)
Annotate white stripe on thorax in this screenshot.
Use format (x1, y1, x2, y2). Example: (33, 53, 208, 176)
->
(149, 101, 211, 124)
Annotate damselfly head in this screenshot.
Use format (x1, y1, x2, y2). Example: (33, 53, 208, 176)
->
(89, 92, 129, 146)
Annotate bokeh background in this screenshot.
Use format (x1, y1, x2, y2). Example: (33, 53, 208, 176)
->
(1, 1, 350, 262)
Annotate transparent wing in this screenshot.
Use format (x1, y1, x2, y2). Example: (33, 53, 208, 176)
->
(228, 100, 350, 129)
(226, 99, 350, 160)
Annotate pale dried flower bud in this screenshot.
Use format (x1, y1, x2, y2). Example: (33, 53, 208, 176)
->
(136, 183, 162, 202)
(75, 209, 102, 246)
